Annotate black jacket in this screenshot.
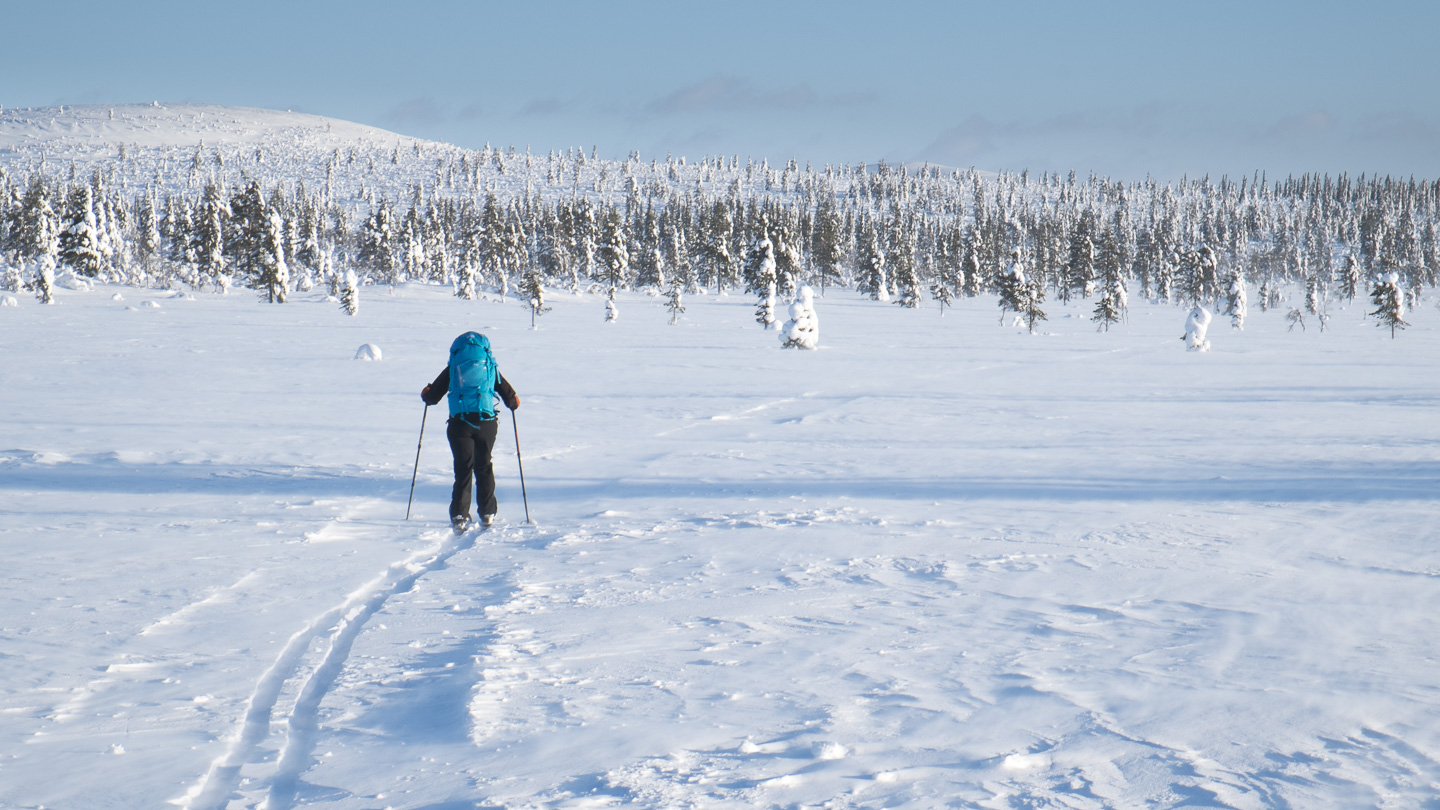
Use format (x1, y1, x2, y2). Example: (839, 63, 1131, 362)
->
(423, 367, 519, 414)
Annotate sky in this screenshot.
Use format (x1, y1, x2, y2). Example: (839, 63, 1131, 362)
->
(3, 0, 1438, 182)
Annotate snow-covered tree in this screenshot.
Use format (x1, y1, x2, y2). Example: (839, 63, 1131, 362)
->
(1224, 268, 1247, 330)
(1092, 278, 1125, 331)
(857, 221, 888, 302)
(1183, 305, 1213, 352)
(1286, 307, 1306, 332)
(598, 208, 629, 289)
(779, 285, 819, 349)
(339, 266, 359, 316)
(29, 206, 60, 305)
(604, 285, 619, 323)
(1369, 272, 1408, 338)
(193, 183, 228, 293)
(930, 272, 955, 316)
(257, 209, 290, 303)
(521, 268, 551, 329)
(810, 201, 845, 293)
(357, 201, 396, 285)
(996, 248, 1027, 324)
(666, 282, 685, 325)
(1339, 254, 1362, 301)
(744, 230, 778, 329)
(58, 184, 106, 279)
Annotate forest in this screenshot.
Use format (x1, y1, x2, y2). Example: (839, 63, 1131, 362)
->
(2, 134, 1436, 333)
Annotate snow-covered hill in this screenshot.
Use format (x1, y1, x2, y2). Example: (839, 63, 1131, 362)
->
(0, 102, 481, 207)
(0, 102, 426, 154)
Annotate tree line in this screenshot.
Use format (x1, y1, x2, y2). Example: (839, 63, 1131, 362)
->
(2, 145, 1436, 332)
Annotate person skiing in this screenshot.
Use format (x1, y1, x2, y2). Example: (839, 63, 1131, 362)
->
(420, 332, 520, 532)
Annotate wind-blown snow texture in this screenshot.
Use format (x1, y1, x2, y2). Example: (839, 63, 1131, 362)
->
(2, 281, 1438, 809)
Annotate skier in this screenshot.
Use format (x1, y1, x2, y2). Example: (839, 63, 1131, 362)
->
(420, 332, 520, 532)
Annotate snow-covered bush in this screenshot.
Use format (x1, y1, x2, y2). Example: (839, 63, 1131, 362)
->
(353, 343, 382, 361)
(780, 285, 819, 349)
(1183, 305, 1212, 352)
(666, 284, 685, 325)
(604, 286, 619, 323)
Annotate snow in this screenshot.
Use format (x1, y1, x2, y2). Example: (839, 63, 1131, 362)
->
(2, 283, 1439, 809)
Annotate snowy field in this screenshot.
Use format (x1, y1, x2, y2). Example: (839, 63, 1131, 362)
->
(2, 283, 1438, 809)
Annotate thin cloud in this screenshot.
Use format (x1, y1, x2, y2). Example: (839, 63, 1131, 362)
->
(646, 76, 867, 115)
(381, 97, 486, 127)
(520, 97, 571, 117)
(1259, 110, 1336, 142)
(918, 115, 1001, 164)
(381, 97, 448, 127)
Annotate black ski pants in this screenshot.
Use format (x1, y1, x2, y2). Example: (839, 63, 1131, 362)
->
(446, 416, 498, 521)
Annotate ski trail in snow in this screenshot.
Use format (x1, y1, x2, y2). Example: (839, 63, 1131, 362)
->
(141, 570, 264, 636)
(177, 527, 478, 810)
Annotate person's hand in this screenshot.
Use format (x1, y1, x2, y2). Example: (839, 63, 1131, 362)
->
(421, 385, 432, 402)
(507, 394, 520, 410)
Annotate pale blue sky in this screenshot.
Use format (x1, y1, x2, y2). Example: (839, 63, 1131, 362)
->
(3, 0, 1437, 180)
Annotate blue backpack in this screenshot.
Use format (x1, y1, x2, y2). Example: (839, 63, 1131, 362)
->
(447, 332, 497, 419)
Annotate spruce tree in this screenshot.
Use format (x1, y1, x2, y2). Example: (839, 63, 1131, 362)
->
(256, 209, 290, 303)
(521, 268, 551, 329)
(743, 230, 778, 328)
(58, 184, 106, 278)
(193, 183, 228, 293)
(604, 285, 619, 322)
(357, 201, 396, 286)
(810, 201, 845, 293)
(598, 208, 629, 290)
(1224, 268, 1247, 330)
(666, 282, 685, 325)
(339, 266, 360, 316)
(1369, 272, 1408, 338)
(857, 221, 888, 302)
(1091, 278, 1124, 331)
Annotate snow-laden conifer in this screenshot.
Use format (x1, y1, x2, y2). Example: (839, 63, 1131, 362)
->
(58, 185, 106, 279)
(1092, 278, 1125, 331)
(779, 285, 819, 349)
(1183, 305, 1213, 352)
(744, 229, 778, 329)
(339, 267, 359, 316)
(522, 268, 551, 329)
(1225, 268, 1247, 330)
(1369, 272, 1408, 338)
(666, 282, 685, 325)
(604, 285, 619, 323)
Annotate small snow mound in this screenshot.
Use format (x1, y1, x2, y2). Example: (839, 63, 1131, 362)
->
(56, 271, 91, 291)
(739, 739, 763, 754)
(354, 343, 383, 361)
(142, 300, 161, 308)
(111, 293, 124, 301)
(1, 295, 17, 307)
(1002, 752, 1051, 771)
(110, 743, 125, 755)
(812, 741, 847, 760)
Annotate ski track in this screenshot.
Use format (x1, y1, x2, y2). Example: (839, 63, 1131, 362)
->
(178, 524, 494, 810)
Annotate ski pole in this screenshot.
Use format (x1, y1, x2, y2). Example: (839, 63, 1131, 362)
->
(510, 407, 531, 524)
(405, 404, 428, 520)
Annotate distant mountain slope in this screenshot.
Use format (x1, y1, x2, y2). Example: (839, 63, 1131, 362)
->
(0, 103, 425, 153)
(0, 103, 529, 210)
(0, 102, 812, 216)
